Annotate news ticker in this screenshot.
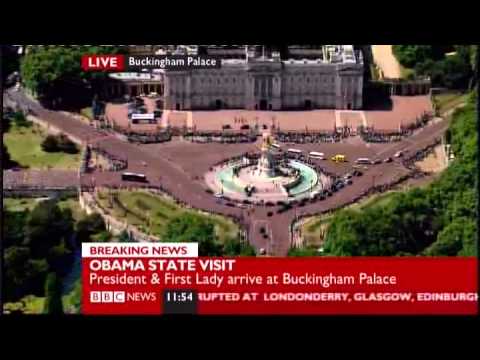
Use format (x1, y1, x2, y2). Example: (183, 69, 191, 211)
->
(81, 55, 221, 72)
(82, 244, 478, 315)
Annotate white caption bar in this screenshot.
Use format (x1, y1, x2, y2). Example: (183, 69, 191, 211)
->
(82, 243, 198, 258)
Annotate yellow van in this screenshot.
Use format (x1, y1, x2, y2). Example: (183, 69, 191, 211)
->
(331, 155, 346, 163)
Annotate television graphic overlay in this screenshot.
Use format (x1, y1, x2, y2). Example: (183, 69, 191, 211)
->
(1, 45, 478, 316)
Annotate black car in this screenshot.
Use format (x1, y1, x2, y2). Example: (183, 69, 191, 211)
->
(333, 180, 345, 190)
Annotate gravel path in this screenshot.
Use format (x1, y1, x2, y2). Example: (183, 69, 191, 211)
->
(372, 45, 402, 79)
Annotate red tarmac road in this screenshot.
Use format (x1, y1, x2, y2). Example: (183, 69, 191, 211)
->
(6, 90, 449, 256)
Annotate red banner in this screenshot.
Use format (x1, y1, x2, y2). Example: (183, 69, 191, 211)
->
(82, 256, 478, 315)
(81, 55, 125, 72)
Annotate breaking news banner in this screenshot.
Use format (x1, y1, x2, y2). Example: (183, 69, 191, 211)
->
(82, 244, 479, 315)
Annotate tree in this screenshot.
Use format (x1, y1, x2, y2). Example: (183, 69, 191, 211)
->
(43, 272, 64, 315)
(3, 206, 28, 247)
(1, 45, 20, 85)
(21, 45, 126, 109)
(424, 218, 476, 256)
(2, 143, 13, 169)
(393, 45, 475, 89)
(322, 92, 477, 257)
(288, 247, 321, 257)
(118, 230, 131, 243)
(324, 211, 363, 256)
(4, 246, 48, 301)
(76, 213, 106, 243)
(48, 239, 73, 277)
(25, 200, 74, 259)
(164, 214, 223, 256)
(223, 238, 256, 256)
(393, 45, 452, 68)
(12, 111, 31, 128)
(42, 134, 79, 154)
(393, 46, 437, 68)
(57, 134, 79, 154)
(4, 247, 34, 287)
(41, 135, 59, 152)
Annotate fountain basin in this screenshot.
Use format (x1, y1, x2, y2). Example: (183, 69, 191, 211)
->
(206, 159, 326, 204)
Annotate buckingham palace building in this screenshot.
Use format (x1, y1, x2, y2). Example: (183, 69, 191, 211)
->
(107, 45, 365, 111)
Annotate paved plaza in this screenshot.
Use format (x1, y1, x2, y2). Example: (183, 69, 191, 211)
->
(105, 95, 433, 135)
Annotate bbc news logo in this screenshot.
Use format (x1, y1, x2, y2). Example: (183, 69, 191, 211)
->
(82, 55, 125, 72)
(90, 291, 126, 304)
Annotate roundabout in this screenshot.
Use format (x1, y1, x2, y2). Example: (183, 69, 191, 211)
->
(205, 134, 331, 204)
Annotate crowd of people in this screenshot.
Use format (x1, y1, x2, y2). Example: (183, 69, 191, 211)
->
(126, 131, 172, 144)
(275, 131, 343, 144)
(80, 147, 90, 175)
(88, 145, 128, 172)
(360, 130, 406, 143)
(401, 138, 442, 171)
(360, 112, 434, 143)
(185, 132, 258, 144)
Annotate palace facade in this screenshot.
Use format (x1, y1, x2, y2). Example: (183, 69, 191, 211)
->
(106, 45, 365, 111)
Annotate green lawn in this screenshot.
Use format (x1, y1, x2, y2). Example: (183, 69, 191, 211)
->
(400, 66, 415, 80)
(81, 107, 93, 121)
(434, 92, 469, 115)
(3, 295, 45, 315)
(354, 191, 399, 210)
(97, 190, 239, 242)
(4, 123, 81, 170)
(58, 197, 84, 222)
(4, 196, 84, 221)
(3, 288, 81, 315)
(62, 280, 81, 314)
(3, 198, 40, 212)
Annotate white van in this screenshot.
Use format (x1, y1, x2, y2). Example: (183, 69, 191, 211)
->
(309, 152, 325, 160)
(288, 149, 302, 155)
(355, 158, 371, 165)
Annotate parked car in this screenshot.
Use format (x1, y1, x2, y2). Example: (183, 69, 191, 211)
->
(384, 157, 393, 163)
